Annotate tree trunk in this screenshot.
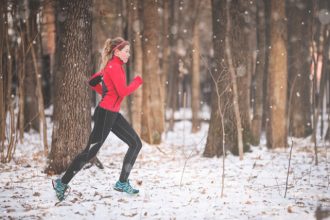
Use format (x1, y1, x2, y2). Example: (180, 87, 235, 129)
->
(204, 0, 227, 157)
(162, 0, 170, 111)
(140, 0, 164, 144)
(251, 0, 266, 145)
(129, 0, 143, 135)
(41, 0, 56, 108)
(47, 0, 92, 174)
(191, 1, 201, 133)
(2, 1, 15, 162)
(23, 0, 39, 132)
(0, 0, 6, 148)
(266, 0, 288, 149)
(26, 0, 48, 155)
(262, 0, 271, 132)
(312, 26, 330, 143)
(228, 0, 251, 155)
(205, 0, 251, 157)
(287, 0, 312, 137)
(167, 0, 180, 131)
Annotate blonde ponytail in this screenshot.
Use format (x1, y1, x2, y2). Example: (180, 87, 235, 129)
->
(100, 38, 113, 70)
(99, 37, 129, 70)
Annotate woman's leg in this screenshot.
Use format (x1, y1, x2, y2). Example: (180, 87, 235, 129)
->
(61, 107, 118, 184)
(111, 113, 142, 182)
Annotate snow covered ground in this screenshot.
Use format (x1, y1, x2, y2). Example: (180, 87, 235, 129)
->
(1, 110, 330, 220)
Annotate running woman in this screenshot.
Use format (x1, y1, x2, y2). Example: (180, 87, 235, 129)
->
(52, 37, 143, 201)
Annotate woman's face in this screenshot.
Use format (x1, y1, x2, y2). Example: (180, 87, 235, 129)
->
(115, 45, 130, 63)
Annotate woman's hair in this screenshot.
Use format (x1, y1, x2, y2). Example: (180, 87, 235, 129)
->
(100, 37, 129, 69)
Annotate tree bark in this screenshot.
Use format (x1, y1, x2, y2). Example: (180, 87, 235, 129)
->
(2, 1, 15, 163)
(312, 26, 330, 143)
(47, 0, 92, 174)
(141, 0, 164, 144)
(204, 0, 227, 157)
(167, 0, 180, 131)
(129, 0, 143, 135)
(228, 0, 251, 155)
(23, 0, 40, 132)
(41, 0, 56, 108)
(266, 0, 288, 148)
(251, 0, 266, 145)
(162, 0, 170, 111)
(26, 0, 48, 155)
(0, 0, 6, 151)
(191, 1, 201, 133)
(287, 0, 312, 137)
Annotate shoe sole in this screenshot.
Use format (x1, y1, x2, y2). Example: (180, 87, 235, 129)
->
(114, 187, 139, 194)
(113, 187, 124, 192)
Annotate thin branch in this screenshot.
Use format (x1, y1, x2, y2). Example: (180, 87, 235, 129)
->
(284, 139, 294, 198)
(200, 52, 227, 197)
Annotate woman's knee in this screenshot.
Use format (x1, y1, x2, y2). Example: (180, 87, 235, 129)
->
(135, 136, 142, 150)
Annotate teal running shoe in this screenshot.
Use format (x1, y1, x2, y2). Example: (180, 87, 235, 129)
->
(114, 180, 139, 194)
(52, 178, 69, 201)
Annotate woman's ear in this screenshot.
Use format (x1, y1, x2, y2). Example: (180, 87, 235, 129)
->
(113, 49, 120, 57)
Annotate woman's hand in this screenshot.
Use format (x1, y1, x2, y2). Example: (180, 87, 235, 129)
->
(134, 75, 143, 85)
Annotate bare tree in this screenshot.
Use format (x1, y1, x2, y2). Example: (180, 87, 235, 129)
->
(47, 0, 92, 174)
(203, 0, 229, 197)
(167, 0, 180, 131)
(225, 0, 246, 159)
(23, 0, 40, 132)
(227, 0, 252, 156)
(1, 0, 16, 163)
(191, 0, 202, 133)
(266, 0, 288, 148)
(251, 0, 266, 145)
(162, 0, 170, 111)
(141, 0, 164, 144)
(0, 0, 6, 160)
(287, 0, 313, 137)
(41, 0, 56, 107)
(26, 0, 48, 155)
(127, 0, 143, 135)
(204, 0, 227, 157)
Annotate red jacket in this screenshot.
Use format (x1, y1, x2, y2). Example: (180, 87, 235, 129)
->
(89, 56, 143, 112)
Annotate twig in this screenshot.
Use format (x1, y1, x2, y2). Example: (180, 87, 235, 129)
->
(182, 92, 187, 157)
(274, 177, 282, 196)
(284, 139, 294, 198)
(325, 141, 329, 189)
(155, 146, 167, 156)
(179, 132, 208, 187)
(284, 62, 300, 197)
(200, 49, 228, 197)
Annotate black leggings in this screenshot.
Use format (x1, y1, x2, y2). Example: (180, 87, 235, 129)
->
(61, 106, 142, 184)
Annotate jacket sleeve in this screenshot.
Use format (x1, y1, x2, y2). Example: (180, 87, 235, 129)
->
(88, 72, 103, 95)
(108, 65, 143, 97)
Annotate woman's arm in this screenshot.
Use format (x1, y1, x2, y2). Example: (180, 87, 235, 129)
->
(88, 72, 103, 95)
(108, 65, 143, 97)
